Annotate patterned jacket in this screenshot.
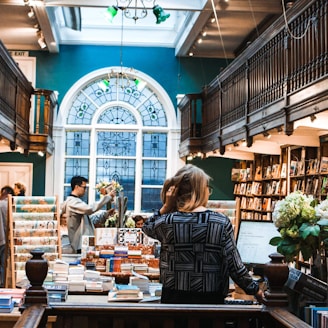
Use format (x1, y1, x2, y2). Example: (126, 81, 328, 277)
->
(142, 210, 259, 298)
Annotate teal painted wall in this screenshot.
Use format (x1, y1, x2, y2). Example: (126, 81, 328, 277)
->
(189, 157, 235, 200)
(0, 152, 46, 195)
(30, 45, 227, 107)
(3, 45, 235, 197)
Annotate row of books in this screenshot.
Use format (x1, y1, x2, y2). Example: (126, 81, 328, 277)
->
(291, 176, 328, 195)
(304, 306, 328, 328)
(235, 175, 328, 197)
(239, 210, 272, 221)
(232, 156, 328, 183)
(240, 197, 278, 212)
(234, 180, 287, 196)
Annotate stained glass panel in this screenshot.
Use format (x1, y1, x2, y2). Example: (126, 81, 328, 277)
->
(139, 94, 167, 126)
(143, 133, 167, 157)
(66, 131, 90, 156)
(64, 158, 89, 183)
(141, 188, 162, 212)
(142, 160, 167, 185)
(97, 131, 136, 156)
(67, 91, 97, 125)
(96, 158, 136, 209)
(97, 106, 137, 125)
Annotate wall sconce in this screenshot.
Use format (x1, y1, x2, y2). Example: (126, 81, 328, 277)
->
(233, 141, 239, 147)
(310, 114, 317, 122)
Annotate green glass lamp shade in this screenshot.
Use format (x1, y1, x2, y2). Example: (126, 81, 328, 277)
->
(106, 6, 118, 23)
(98, 79, 110, 92)
(134, 78, 147, 91)
(153, 5, 170, 24)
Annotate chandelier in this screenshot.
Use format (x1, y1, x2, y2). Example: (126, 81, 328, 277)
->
(98, 68, 147, 91)
(106, 0, 170, 23)
(98, 9, 147, 91)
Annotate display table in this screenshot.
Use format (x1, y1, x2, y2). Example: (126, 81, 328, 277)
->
(0, 307, 57, 328)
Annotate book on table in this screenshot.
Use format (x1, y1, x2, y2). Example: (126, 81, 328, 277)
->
(111, 284, 141, 299)
(0, 295, 14, 313)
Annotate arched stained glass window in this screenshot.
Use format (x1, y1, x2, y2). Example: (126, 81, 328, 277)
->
(62, 67, 174, 212)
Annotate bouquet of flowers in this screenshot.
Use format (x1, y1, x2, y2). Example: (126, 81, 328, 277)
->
(269, 191, 320, 261)
(105, 212, 119, 228)
(95, 180, 123, 193)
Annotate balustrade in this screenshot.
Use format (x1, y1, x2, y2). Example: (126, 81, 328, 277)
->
(179, 0, 328, 158)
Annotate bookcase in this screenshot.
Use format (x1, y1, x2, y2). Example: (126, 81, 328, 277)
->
(233, 153, 285, 221)
(232, 139, 328, 221)
(5, 195, 61, 288)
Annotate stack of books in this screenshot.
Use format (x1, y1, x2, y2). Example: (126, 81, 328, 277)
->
(113, 284, 141, 299)
(133, 263, 148, 273)
(68, 264, 85, 292)
(129, 276, 149, 293)
(43, 283, 68, 302)
(0, 295, 15, 313)
(85, 281, 103, 292)
(0, 288, 25, 307)
(52, 260, 69, 284)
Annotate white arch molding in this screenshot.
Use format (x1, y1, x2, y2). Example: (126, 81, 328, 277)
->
(46, 67, 183, 208)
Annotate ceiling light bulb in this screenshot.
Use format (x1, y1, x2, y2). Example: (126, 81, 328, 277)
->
(189, 52, 194, 56)
(202, 30, 207, 37)
(27, 9, 35, 19)
(38, 37, 47, 49)
(197, 38, 203, 44)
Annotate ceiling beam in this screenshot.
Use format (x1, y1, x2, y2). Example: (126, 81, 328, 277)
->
(33, 3, 60, 53)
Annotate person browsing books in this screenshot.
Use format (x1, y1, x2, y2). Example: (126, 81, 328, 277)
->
(142, 164, 264, 304)
(61, 176, 116, 253)
(0, 185, 14, 287)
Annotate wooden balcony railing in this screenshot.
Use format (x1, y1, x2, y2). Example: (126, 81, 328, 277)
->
(0, 40, 56, 155)
(179, 0, 328, 158)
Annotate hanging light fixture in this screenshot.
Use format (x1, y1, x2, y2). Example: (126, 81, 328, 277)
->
(105, 6, 119, 23)
(99, 10, 147, 91)
(106, 0, 170, 24)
